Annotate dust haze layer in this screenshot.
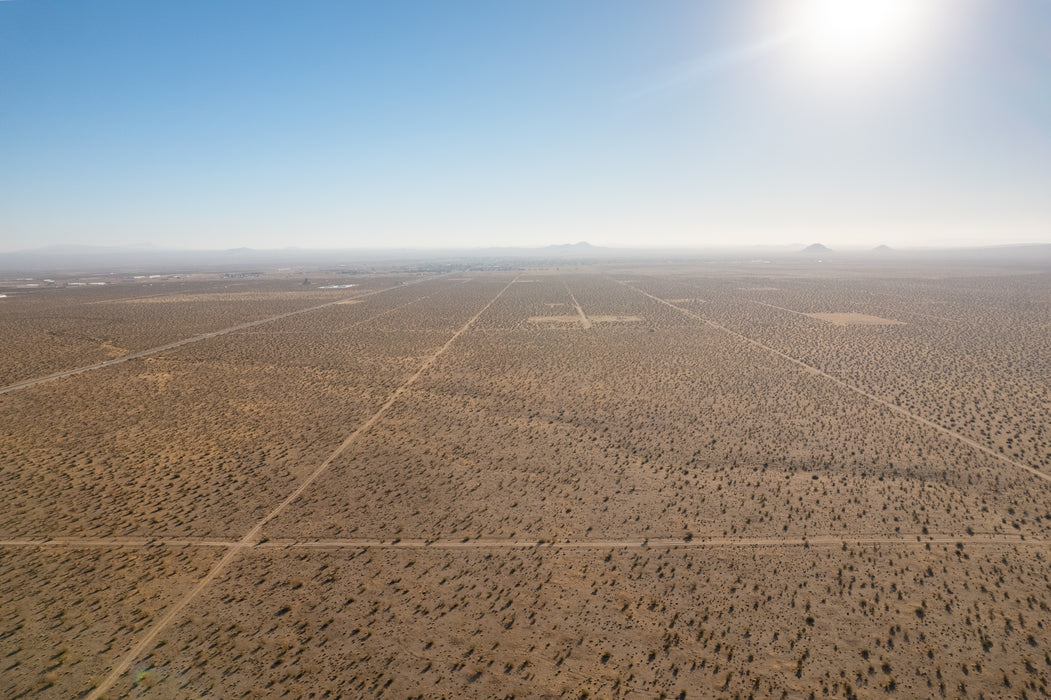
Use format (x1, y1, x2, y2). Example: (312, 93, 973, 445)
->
(3, 241, 1050, 273)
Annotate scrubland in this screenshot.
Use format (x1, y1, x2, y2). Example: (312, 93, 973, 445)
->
(0, 274, 419, 386)
(0, 263, 1048, 698)
(0, 277, 491, 539)
(0, 546, 222, 698)
(627, 269, 1050, 472)
(117, 544, 1051, 699)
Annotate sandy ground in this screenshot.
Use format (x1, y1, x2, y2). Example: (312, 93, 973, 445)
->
(805, 312, 905, 326)
(1, 266, 1049, 698)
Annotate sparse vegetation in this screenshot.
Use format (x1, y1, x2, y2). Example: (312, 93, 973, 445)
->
(1, 263, 1049, 697)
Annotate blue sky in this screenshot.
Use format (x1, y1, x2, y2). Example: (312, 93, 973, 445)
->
(1, 0, 1049, 251)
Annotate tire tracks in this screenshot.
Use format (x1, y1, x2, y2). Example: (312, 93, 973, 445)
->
(1, 533, 1038, 551)
(0, 275, 446, 397)
(619, 279, 1051, 486)
(564, 281, 592, 329)
(84, 274, 518, 700)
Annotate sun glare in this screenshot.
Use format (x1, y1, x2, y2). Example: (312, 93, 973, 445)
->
(792, 0, 932, 73)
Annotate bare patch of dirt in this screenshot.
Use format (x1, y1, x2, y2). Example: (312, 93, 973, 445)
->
(98, 340, 127, 358)
(805, 312, 904, 326)
(590, 315, 643, 323)
(528, 316, 580, 323)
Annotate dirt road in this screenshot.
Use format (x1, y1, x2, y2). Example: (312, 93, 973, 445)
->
(0, 275, 446, 397)
(620, 280, 1051, 486)
(84, 274, 520, 700)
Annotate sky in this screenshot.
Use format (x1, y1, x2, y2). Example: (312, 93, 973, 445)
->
(1, 0, 1049, 252)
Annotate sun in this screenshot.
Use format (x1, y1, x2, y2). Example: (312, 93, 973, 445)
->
(791, 0, 932, 72)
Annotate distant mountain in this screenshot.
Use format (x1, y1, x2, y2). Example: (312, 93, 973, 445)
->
(543, 241, 602, 256)
(545, 241, 595, 251)
(3, 241, 1048, 274)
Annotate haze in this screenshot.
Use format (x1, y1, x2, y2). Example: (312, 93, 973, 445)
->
(2, 0, 1049, 253)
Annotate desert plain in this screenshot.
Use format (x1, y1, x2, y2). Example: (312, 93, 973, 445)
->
(0, 259, 1049, 698)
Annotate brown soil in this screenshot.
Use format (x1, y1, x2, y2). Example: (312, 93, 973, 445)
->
(805, 313, 905, 326)
(1, 264, 1048, 699)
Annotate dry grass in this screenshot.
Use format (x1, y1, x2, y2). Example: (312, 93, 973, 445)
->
(117, 544, 1051, 698)
(0, 547, 221, 698)
(0, 274, 412, 386)
(1, 264, 1049, 698)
